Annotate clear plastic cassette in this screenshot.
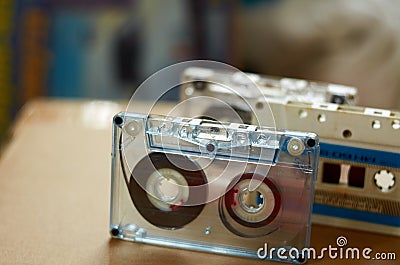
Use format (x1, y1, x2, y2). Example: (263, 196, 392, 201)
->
(180, 66, 400, 236)
(110, 112, 319, 263)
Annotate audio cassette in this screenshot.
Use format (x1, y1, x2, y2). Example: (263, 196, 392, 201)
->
(179, 67, 400, 236)
(286, 103, 400, 237)
(110, 112, 319, 263)
(181, 67, 357, 124)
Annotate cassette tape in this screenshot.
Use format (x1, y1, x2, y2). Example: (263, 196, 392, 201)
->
(287, 103, 400, 236)
(181, 67, 358, 124)
(110, 112, 319, 263)
(179, 68, 400, 236)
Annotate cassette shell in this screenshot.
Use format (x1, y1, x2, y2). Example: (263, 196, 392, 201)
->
(110, 112, 319, 263)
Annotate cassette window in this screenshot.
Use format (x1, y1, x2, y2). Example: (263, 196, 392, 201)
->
(348, 166, 365, 188)
(322, 162, 365, 188)
(322, 163, 341, 184)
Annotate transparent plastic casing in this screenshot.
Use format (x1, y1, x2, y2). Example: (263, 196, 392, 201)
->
(110, 112, 319, 263)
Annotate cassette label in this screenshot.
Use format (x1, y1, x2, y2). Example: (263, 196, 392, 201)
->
(319, 143, 400, 168)
(110, 112, 319, 263)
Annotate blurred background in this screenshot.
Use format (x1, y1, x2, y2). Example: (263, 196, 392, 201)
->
(1, 0, 400, 141)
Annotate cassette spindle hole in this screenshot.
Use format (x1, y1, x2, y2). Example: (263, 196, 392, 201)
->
(130, 153, 207, 229)
(374, 170, 395, 192)
(156, 177, 180, 202)
(144, 166, 191, 213)
(240, 188, 264, 213)
(342, 129, 352, 138)
(220, 175, 281, 236)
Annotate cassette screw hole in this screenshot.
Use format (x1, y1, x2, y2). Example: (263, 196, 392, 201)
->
(114, 116, 123, 125)
(193, 81, 206, 91)
(342, 129, 352, 138)
(392, 120, 400, 130)
(205, 226, 211, 235)
(307, 138, 316, 148)
(255, 102, 264, 110)
(298, 109, 308, 119)
(110, 228, 120, 236)
(372, 120, 381, 129)
(206, 143, 215, 152)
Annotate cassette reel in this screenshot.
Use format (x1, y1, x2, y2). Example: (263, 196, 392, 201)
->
(110, 112, 319, 263)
